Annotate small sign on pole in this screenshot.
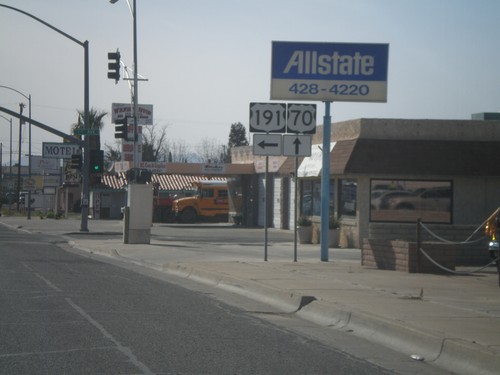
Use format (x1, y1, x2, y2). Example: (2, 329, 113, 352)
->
(111, 103, 154, 125)
(287, 104, 316, 134)
(253, 134, 283, 156)
(283, 134, 312, 157)
(73, 128, 99, 136)
(22, 178, 36, 191)
(249, 102, 286, 133)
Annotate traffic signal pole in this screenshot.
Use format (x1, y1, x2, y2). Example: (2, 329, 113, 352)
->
(132, 0, 139, 168)
(81, 40, 90, 232)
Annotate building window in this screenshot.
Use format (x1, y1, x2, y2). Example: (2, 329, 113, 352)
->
(370, 179, 452, 223)
(300, 180, 315, 217)
(301, 179, 334, 217)
(340, 179, 357, 217)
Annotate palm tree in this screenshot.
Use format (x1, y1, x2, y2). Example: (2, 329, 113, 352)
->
(104, 142, 121, 170)
(71, 108, 108, 151)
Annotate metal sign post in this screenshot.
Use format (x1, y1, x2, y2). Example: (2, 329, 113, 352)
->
(283, 137, 312, 263)
(321, 102, 332, 261)
(293, 156, 298, 262)
(264, 156, 269, 261)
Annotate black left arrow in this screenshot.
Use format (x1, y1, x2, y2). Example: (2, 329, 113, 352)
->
(293, 137, 302, 154)
(258, 140, 279, 149)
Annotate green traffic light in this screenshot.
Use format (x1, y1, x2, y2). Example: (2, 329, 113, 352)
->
(89, 150, 104, 174)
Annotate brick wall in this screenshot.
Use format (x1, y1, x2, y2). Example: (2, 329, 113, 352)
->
(363, 239, 456, 274)
(368, 223, 491, 266)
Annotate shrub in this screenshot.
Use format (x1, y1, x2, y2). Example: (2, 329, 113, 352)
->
(45, 210, 62, 219)
(297, 216, 312, 227)
(329, 216, 340, 229)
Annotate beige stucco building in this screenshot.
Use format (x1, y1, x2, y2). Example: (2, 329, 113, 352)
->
(232, 115, 500, 254)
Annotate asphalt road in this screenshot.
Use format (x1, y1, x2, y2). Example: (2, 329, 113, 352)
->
(0, 224, 395, 374)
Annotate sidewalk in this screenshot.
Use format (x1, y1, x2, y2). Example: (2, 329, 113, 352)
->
(1, 216, 500, 375)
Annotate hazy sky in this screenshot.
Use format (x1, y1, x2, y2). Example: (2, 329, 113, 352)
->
(1, 0, 499, 163)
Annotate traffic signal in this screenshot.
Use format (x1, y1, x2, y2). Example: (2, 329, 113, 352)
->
(126, 168, 138, 183)
(114, 117, 128, 140)
(70, 154, 82, 170)
(107, 50, 121, 83)
(126, 168, 151, 184)
(137, 169, 152, 184)
(89, 150, 104, 174)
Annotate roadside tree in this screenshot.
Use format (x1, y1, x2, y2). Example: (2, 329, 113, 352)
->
(71, 108, 107, 151)
(227, 122, 249, 162)
(103, 142, 121, 170)
(196, 137, 226, 163)
(142, 123, 168, 162)
(164, 139, 191, 163)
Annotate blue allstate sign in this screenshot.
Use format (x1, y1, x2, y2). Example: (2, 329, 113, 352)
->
(271, 41, 389, 102)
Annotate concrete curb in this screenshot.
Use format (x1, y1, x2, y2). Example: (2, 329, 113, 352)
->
(298, 300, 500, 375)
(67, 240, 120, 258)
(436, 338, 500, 375)
(160, 262, 302, 314)
(0, 221, 31, 234)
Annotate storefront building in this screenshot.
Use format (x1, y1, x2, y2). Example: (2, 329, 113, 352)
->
(233, 115, 500, 249)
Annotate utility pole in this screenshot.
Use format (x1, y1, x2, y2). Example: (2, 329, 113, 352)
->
(17, 103, 24, 211)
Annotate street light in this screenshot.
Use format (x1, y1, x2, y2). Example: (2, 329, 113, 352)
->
(0, 85, 32, 218)
(0, 114, 13, 204)
(110, 0, 139, 168)
(17, 103, 24, 212)
(0, 114, 12, 179)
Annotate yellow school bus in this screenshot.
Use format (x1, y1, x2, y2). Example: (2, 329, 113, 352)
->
(173, 180, 228, 223)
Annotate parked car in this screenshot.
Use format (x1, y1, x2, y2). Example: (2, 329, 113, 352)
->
(388, 187, 451, 211)
(370, 190, 412, 210)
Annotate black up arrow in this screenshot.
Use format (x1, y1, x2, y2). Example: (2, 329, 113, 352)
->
(258, 140, 279, 149)
(293, 137, 302, 154)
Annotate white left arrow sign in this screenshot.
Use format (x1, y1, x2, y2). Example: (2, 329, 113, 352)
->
(253, 134, 282, 156)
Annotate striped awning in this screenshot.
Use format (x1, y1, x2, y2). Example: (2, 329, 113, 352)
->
(100, 173, 226, 192)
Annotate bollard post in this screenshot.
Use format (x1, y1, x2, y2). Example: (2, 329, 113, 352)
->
(497, 260, 500, 286)
(123, 206, 129, 244)
(495, 215, 500, 287)
(497, 257, 500, 287)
